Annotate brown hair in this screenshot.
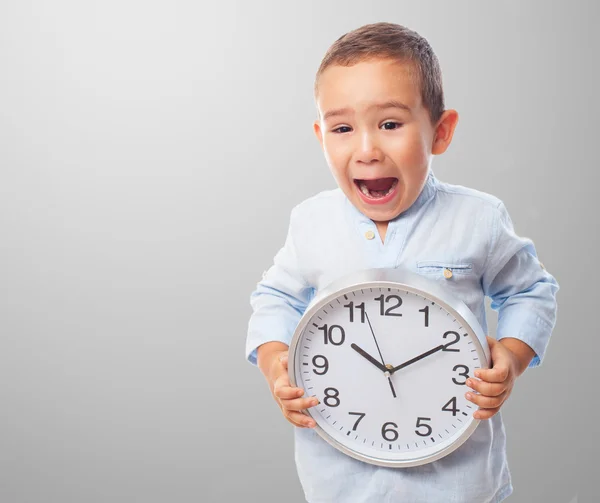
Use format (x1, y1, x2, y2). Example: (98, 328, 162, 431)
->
(314, 22, 445, 125)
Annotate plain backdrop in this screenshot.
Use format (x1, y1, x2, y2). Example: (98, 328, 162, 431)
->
(0, 1, 596, 502)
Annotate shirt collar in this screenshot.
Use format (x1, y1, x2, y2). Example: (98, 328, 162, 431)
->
(343, 168, 439, 225)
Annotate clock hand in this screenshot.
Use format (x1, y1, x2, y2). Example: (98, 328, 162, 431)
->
(389, 344, 445, 375)
(364, 311, 386, 365)
(387, 376, 397, 398)
(350, 343, 388, 372)
(350, 343, 397, 396)
(364, 311, 397, 399)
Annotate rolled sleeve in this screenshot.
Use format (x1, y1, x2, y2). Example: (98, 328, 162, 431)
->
(245, 207, 315, 366)
(482, 202, 559, 369)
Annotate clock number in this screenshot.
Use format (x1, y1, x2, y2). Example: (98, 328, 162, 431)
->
(418, 305, 429, 327)
(442, 397, 460, 416)
(415, 417, 432, 437)
(442, 331, 460, 352)
(344, 301, 365, 323)
(348, 412, 366, 430)
(452, 364, 470, 385)
(381, 422, 399, 441)
(323, 387, 340, 407)
(312, 355, 329, 375)
(374, 294, 403, 317)
(318, 324, 345, 346)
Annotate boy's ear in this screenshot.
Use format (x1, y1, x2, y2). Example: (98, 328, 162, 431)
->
(432, 109, 459, 155)
(313, 120, 324, 148)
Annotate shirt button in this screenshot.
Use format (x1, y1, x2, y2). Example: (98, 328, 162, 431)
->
(365, 230, 375, 240)
(443, 268, 453, 279)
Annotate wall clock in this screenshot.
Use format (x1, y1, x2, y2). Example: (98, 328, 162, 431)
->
(288, 267, 491, 467)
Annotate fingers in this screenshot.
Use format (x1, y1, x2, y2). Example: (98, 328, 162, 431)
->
(273, 378, 304, 400)
(278, 394, 319, 429)
(274, 377, 319, 412)
(466, 377, 506, 397)
(465, 387, 509, 412)
(273, 371, 308, 400)
(272, 372, 319, 428)
(472, 407, 500, 420)
(284, 410, 316, 428)
(475, 365, 509, 383)
(467, 341, 515, 420)
(282, 395, 320, 412)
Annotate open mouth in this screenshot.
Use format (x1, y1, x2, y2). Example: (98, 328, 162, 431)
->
(354, 177, 398, 199)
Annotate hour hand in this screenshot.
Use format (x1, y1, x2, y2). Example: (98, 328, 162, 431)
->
(351, 343, 388, 373)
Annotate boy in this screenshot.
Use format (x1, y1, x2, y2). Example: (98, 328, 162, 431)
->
(245, 22, 559, 502)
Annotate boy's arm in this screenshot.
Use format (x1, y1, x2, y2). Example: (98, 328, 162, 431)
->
(246, 207, 319, 428)
(246, 206, 315, 366)
(481, 202, 560, 370)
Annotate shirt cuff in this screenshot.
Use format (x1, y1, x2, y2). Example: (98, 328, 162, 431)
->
(496, 307, 554, 369)
(245, 300, 302, 365)
(246, 332, 293, 367)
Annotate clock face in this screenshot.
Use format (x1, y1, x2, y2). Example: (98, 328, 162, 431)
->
(290, 281, 488, 467)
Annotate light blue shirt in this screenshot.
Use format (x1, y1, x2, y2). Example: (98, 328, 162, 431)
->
(246, 169, 559, 503)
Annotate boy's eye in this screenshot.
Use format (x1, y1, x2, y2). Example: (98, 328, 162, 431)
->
(331, 122, 403, 134)
(381, 121, 403, 130)
(332, 126, 352, 134)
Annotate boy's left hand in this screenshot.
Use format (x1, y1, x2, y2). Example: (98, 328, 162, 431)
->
(465, 336, 520, 420)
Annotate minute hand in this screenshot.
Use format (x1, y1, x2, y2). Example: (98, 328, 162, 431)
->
(389, 344, 445, 375)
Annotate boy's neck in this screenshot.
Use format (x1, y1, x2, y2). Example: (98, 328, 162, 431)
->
(375, 220, 388, 244)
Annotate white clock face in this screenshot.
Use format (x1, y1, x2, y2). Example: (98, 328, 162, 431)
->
(291, 284, 486, 467)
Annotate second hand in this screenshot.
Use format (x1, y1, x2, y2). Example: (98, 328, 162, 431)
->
(364, 310, 397, 399)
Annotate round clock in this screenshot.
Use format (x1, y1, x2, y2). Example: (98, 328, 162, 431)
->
(288, 267, 491, 468)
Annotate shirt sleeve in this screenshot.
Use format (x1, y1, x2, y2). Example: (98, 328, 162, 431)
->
(245, 206, 315, 366)
(481, 201, 560, 369)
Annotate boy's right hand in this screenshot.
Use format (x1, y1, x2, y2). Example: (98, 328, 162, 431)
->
(264, 349, 319, 428)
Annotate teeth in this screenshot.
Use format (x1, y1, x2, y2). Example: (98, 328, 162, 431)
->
(358, 180, 397, 198)
(358, 181, 370, 196)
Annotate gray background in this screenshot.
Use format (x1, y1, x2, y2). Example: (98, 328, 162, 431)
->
(0, 1, 596, 502)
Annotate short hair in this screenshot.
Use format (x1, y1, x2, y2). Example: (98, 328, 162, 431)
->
(314, 22, 445, 125)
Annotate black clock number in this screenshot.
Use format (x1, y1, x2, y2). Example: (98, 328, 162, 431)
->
(415, 417, 432, 437)
(381, 422, 399, 441)
(312, 355, 329, 375)
(323, 387, 340, 407)
(318, 324, 345, 345)
(344, 301, 365, 323)
(442, 397, 459, 416)
(452, 364, 470, 385)
(348, 412, 366, 430)
(419, 305, 429, 327)
(375, 294, 403, 317)
(442, 331, 460, 352)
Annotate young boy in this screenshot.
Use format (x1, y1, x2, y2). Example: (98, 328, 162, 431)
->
(245, 22, 559, 502)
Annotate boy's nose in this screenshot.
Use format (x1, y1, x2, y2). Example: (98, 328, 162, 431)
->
(356, 131, 383, 164)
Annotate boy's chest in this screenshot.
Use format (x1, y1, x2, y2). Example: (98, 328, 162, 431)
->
(297, 212, 486, 305)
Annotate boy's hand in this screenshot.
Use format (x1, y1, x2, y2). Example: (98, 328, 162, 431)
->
(464, 336, 520, 420)
(266, 350, 319, 428)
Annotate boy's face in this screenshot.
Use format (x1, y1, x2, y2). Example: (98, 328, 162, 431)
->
(313, 58, 457, 223)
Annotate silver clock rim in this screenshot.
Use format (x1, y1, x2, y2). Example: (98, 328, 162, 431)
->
(288, 267, 491, 468)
